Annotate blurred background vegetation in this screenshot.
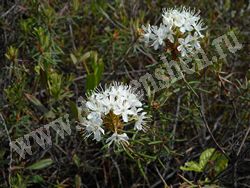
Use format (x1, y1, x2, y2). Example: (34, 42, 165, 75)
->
(0, 0, 249, 187)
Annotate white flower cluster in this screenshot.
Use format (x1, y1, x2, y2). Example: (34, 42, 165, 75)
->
(140, 7, 206, 57)
(79, 82, 148, 147)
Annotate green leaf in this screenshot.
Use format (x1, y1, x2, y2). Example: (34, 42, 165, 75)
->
(69, 100, 79, 120)
(73, 154, 81, 168)
(70, 53, 78, 64)
(148, 141, 163, 145)
(84, 51, 104, 92)
(26, 158, 53, 170)
(75, 174, 82, 188)
(86, 74, 96, 92)
(30, 175, 44, 184)
(199, 148, 215, 170)
(180, 161, 202, 172)
(212, 153, 228, 174)
(180, 148, 229, 176)
(137, 160, 148, 181)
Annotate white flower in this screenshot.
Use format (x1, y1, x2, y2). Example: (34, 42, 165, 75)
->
(172, 10, 186, 30)
(183, 8, 200, 26)
(113, 100, 137, 122)
(189, 32, 202, 50)
(79, 82, 148, 146)
(87, 111, 101, 121)
(141, 24, 153, 45)
(162, 7, 202, 34)
(81, 117, 104, 141)
(177, 34, 193, 57)
(150, 25, 166, 50)
(134, 112, 148, 131)
(140, 6, 206, 59)
(178, 32, 202, 57)
(179, 15, 194, 33)
(162, 9, 174, 29)
(106, 132, 129, 147)
(193, 20, 206, 37)
(151, 24, 174, 50)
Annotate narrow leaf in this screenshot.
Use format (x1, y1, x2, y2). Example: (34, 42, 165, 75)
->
(27, 158, 53, 170)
